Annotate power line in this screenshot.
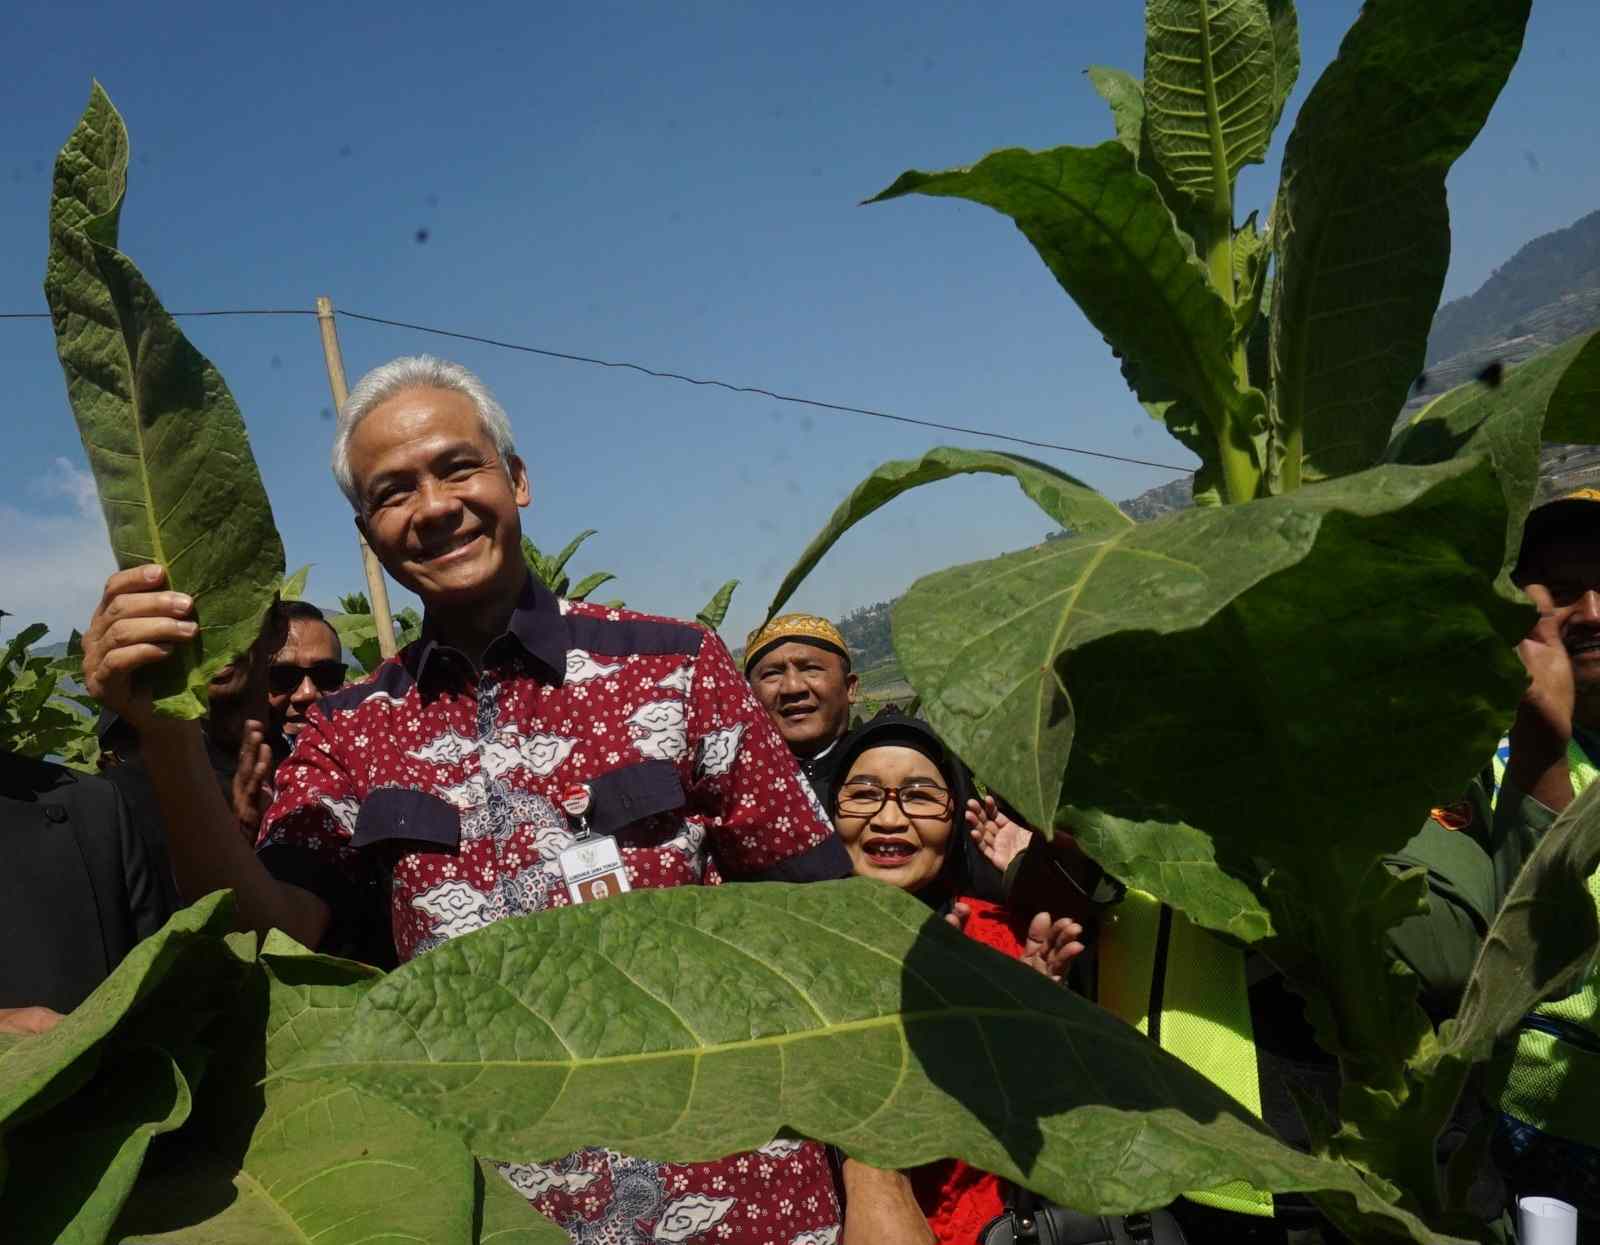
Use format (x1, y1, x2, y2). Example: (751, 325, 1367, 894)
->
(0, 309, 314, 319)
(337, 309, 1191, 472)
(1, 303, 1192, 473)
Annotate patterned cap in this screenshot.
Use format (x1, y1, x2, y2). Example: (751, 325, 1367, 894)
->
(743, 613, 851, 674)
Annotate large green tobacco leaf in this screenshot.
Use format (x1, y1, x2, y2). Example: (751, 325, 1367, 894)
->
(1544, 330, 1600, 444)
(1059, 805, 1272, 942)
(1437, 780, 1600, 1070)
(1387, 332, 1600, 574)
(893, 457, 1527, 871)
(1084, 66, 1202, 245)
(277, 881, 1446, 1242)
(116, 937, 478, 1244)
(1271, 0, 1531, 483)
(1086, 66, 1145, 156)
(44, 84, 285, 719)
(1143, 0, 1297, 206)
(0, 892, 236, 1132)
(0, 1045, 192, 1245)
(764, 447, 1130, 620)
(869, 143, 1261, 476)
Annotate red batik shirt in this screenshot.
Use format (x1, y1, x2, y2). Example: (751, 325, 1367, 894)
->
(257, 576, 848, 1245)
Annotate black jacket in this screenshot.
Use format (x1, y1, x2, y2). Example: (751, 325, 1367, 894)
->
(0, 752, 172, 1013)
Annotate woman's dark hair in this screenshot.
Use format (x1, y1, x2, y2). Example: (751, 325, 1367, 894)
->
(831, 706, 1003, 909)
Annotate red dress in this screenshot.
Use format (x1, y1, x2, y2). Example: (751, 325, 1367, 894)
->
(909, 897, 1029, 1244)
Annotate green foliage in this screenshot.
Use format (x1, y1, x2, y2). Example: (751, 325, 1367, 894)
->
(330, 601, 421, 675)
(522, 531, 619, 603)
(279, 565, 309, 601)
(1388, 331, 1600, 578)
(2, 884, 1486, 1244)
(760, 1, 1600, 1232)
(873, 0, 1528, 502)
(1143, 0, 1297, 208)
(870, 146, 1264, 505)
(764, 447, 1130, 621)
(695, 578, 739, 630)
(0, 624, 100, 771)
(43, 84, 285, 719)
(1271, 0, 1532, 484)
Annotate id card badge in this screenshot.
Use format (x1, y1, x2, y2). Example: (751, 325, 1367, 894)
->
(558, 834, 632, 905)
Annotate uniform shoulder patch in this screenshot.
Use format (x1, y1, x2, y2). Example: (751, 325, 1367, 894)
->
(1429, 801, 1474, 831)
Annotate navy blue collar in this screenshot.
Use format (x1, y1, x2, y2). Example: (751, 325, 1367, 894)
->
(413, 574, 567, 686)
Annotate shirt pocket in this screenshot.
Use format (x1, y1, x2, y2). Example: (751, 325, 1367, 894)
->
(350, 787, 463, 853)
(588, 759, 686, 836)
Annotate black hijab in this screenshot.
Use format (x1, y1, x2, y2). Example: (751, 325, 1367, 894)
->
(830, 707, 1004, 911)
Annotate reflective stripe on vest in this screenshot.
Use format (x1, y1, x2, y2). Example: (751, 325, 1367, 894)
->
(1097, 889, 1275, 1218)
(1491, 738, 1600, 1145)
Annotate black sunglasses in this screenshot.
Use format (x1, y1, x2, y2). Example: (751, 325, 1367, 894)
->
(266, 660, 347, 695)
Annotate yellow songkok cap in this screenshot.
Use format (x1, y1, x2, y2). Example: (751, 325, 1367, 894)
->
(743, 613, 851, 674)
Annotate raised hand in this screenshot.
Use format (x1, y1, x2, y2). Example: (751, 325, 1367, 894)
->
(1019, 912, 1085, 984)
(232, 719, 276, 840)
(81, 565, 196, 732)
(1508, 580, 1581, 812)
(1515, 582, 1576, 745)
(965, 794, 1033, 872)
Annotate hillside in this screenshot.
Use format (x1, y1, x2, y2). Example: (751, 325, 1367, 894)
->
(1427, 209, 1600, 364)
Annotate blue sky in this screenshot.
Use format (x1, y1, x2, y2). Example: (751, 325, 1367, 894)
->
(3, 1, 1597, 650)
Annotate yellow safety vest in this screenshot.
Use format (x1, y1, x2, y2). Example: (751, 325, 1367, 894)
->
(1491, 739, 1600, 1146)
(1097, 890, 1275, 1218)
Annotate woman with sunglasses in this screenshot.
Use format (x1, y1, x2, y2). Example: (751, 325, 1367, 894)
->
(830, 707, 1084, 1245)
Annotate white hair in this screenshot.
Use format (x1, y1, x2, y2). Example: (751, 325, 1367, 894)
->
(330, 355, 517, 511)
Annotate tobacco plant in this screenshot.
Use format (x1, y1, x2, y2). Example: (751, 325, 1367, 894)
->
(330, 591, 423, 675)
(0, 624, 100, 771)
(759, 0, 1600, 1234)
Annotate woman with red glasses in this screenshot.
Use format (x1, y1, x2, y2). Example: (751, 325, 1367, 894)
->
(829, 707, 1086, 1245)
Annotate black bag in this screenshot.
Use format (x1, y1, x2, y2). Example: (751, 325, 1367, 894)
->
(977, 1187, 1188, 1245)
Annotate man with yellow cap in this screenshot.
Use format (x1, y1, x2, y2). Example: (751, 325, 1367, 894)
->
(744, 613, 859, 809)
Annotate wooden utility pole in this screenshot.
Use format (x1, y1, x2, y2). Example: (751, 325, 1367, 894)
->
(315, 295, 398, 658)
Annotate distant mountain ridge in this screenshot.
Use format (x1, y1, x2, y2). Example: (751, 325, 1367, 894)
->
(1427, 209, 1600, 365)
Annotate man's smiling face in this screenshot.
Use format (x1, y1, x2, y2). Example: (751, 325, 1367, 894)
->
(749, 641, 857, 758)
(348, 386, 530, 611)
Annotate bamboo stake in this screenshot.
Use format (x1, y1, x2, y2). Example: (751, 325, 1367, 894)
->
(315, 295, 398, 659)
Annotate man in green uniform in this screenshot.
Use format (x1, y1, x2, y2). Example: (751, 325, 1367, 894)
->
(1070, 492, 1600, 1243)
(1477, 489, 1600, 1230)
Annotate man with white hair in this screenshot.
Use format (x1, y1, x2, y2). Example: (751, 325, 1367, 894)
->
(81, 355, 852, 1243)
